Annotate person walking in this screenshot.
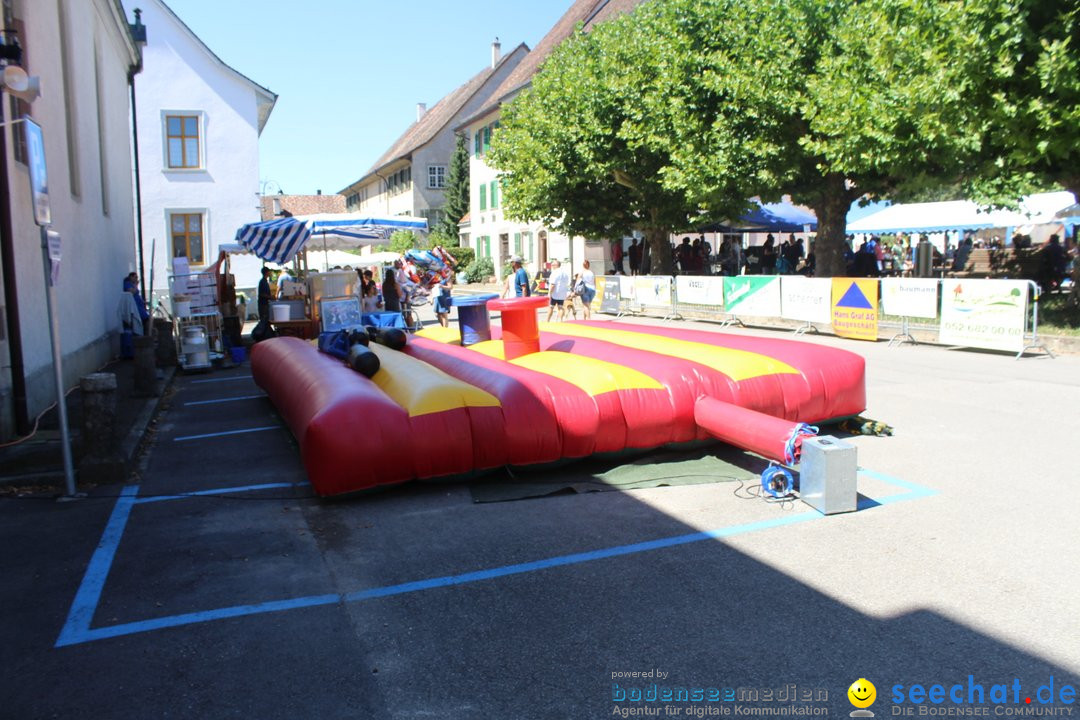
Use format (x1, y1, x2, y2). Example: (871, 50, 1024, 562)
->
(546, 259, 571, 322)
(511, 256, 531, 297)
(575, 259, 596, 320)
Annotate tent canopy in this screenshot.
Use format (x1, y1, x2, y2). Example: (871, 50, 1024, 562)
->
(235, 213, 427, 265)
(847, 191, 1076, 234)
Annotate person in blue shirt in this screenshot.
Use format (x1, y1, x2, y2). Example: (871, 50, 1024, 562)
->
(512, 256, 531, 297)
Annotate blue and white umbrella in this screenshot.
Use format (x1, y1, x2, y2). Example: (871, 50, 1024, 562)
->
(235, 213, 428, 265)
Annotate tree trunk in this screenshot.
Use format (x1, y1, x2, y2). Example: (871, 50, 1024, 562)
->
(644, 224, 673, 275)
(811, 173, 857, 278)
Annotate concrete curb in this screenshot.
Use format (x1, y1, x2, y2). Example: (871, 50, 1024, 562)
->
(119, 366, 177, 469)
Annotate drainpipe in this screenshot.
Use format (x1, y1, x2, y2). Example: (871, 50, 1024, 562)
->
(129, 9, 146, 300)
(0, 96, 29, 434)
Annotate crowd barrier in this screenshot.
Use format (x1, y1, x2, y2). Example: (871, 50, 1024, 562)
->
(594, 274, 1052, 359)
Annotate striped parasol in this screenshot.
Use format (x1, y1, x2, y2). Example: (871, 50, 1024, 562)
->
(235, 213, 427, 265)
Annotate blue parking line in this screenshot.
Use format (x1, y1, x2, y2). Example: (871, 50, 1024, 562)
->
(134, 482, 310, 505)
(56, 468, 937, 647)
(55, 486, 141, 648)
(55, 469, 936, 647)
(189, 375, 254, 384)
(184, 394, 266, 406)
(173, 426, 279, 442)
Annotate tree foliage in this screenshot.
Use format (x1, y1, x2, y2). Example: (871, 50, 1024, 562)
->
(490, 0, 1076, 277)
(387, 230, 418, 255)
(490, 16, 736, 274)
(439, 133, 471, 239)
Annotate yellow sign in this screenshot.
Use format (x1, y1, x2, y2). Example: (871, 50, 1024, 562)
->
(831, 278, 879, 341)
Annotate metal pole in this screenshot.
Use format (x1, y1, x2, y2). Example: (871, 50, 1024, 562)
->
(41, 226, 78, 497)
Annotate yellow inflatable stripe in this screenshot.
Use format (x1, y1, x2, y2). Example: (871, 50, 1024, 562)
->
(368, 344, 500, 417)
(414, 325, 461, 344)
(539, 322, 799, 381)
(463, 340, 506, 359)
(511, 351, 664, 396)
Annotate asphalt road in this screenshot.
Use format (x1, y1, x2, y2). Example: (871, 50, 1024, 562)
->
(3, 308, 1078, 720)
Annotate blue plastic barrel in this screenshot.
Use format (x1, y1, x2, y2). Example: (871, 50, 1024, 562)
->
(451, 294, 499, 346)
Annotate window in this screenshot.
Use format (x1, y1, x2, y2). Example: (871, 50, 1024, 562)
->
(483, 125, 492, 153)
(474, 130, 482, 157)
(489, 180, 498, 209)
(479, 184, 487, 211)
(428, 165, 447, 189)
(170, 212, 205, 264)
(165, 114, 201, 169)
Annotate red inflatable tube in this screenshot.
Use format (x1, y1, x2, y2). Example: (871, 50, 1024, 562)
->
(694, 396, 811, 464)
(251, 338, 414, 495)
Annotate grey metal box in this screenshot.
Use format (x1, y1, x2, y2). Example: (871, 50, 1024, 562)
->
(799, 435, 857, 515)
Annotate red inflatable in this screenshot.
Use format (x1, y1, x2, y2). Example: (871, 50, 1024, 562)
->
(251, 318, 865, 496)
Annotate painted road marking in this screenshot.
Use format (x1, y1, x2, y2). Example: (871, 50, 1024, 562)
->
(184, 394, 266, 407)
(54, 471, 935, 647)
(134, 482, 310, 505)
(173, 426, 279, 442)
(189, 375, 254, 384)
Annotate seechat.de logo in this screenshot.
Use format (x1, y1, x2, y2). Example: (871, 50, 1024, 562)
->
(849, 678, 878, 718)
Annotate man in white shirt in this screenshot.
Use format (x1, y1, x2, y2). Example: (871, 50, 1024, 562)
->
(546, 259, 571, 322)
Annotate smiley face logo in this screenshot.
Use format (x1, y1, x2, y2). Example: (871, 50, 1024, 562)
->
(848, 678, 877, 708)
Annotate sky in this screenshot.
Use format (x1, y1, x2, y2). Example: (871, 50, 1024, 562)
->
(156, 0, 573, 196)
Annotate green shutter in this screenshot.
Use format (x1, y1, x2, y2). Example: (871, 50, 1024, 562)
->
(514, 233, 521, 254)
(479, 184, 487, 211)
(490, 181, 498, 209)
(474, 130, 482, 157)
(483, 125, 491, 153)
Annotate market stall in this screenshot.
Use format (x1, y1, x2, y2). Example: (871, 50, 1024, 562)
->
(234, 213, 427, 337)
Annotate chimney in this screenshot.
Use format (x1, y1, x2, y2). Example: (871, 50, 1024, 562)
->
(416, 103, 427, 122)
(316, 189, 322, 195)
(491, 37, 501, 68)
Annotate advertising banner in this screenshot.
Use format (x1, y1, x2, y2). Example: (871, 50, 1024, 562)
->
(722, 276, 781, 317)
(881, 278, 939, 319)
(939, 279, 1027, 352)
(619, 275, 634, 300)
(675, 275, 725, 308)
(831, 278, 879, 341)
(780, 277, 831, 324)
(634, 276, 672, 307)
(599, 277, 621, 314)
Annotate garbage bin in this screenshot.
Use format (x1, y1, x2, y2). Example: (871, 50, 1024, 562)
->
(915, 240, 934, 278)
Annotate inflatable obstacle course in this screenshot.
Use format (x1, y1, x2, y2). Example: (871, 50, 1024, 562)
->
(252, 298, 866, 496)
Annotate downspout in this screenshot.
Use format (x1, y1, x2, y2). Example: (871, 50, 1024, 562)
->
(0, 94, 29, 434)
(373, 170, 389, 214)
(129, 9, 146, 300)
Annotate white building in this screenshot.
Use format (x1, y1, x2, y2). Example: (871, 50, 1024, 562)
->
(339, 40, 526, 235)
(0, 0, 141, 438)
(126, 0, 276, 297)
(456, 0, 644, 280)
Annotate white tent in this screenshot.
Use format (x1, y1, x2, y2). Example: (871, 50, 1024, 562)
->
(847, 191, 1076, 234)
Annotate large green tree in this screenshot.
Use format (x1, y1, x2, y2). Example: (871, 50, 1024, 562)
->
(490, 16, 749, 274)
(438, 133, 470, 240)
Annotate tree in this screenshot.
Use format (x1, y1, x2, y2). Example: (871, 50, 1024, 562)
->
(959, 0, 1080, 203)
(633, 0, 998, 276)
(490, 16, 741, 275)
(438, 133, 471, 240)
(388, 230, 418, 255)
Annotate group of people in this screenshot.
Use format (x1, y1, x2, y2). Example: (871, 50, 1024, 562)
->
(504, 256, 596, 322)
